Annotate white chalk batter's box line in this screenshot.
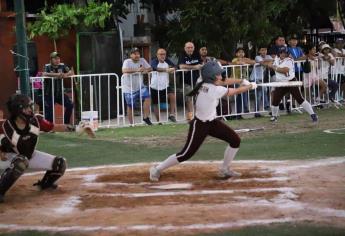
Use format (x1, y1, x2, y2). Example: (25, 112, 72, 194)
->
(22, 156, 345, 176)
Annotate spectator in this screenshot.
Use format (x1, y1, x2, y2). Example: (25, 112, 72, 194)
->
(150, 48, 177, 123)
(287, 35, 306, 81)
(332, 38, 345, 101)
(250, 45, 273, 117)
(178, 42, 202, 121)
(268, 35, 286, 58)
(232, 47, 255, 119)
(41, 52, 74, 124)
(303, 44, 327, 102)
(199, 46, 217, 64)
(122, 47, 153, 125)
(318, 44, 339, 103)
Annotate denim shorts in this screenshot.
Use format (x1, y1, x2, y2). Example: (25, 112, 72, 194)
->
(124, 87, 150, 107)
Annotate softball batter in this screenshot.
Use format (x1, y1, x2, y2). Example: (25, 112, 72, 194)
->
(150, 61, 256, 181)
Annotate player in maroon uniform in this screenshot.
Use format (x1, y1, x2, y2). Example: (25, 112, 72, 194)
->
(0, 94, 66, 203)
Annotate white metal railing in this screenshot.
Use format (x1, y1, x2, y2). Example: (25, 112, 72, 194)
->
(29, 58, 344, 128)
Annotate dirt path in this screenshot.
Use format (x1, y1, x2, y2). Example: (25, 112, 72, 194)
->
(0, 157, 344, 235)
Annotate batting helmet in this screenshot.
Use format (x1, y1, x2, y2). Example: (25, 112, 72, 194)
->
(201, 61, 224, 83)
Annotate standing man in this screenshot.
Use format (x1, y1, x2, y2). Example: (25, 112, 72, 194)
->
(178, 42, 202, 121)
(122, 47, 153, 125)
(0, 94, 67, 203)
(267, 46, 318, 122)
(42, 52, 74, 124)
(150, 48, 177, 123)
(268, 35, 286, 58)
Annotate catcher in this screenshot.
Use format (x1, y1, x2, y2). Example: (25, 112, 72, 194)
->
(149, 61, 257, 181)
(0, 94, 68, 203)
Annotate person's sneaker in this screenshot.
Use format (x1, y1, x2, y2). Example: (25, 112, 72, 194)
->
(311, 114, 318, 123)
(186, 112, 193, 121)
(149, 166, 160, 181)
(33, 180, 58, 190)
(218, 167, 241, 178)
(0, 194, 4, 203)
(168, 115, 177, 122)
(270, 116, 277, 122)
(143, 117, 153, 125)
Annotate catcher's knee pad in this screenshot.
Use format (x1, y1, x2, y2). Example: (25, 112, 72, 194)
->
(52, 156, 67, 176)
(11, 155, 29, 178)
(0, 155, 29, 195)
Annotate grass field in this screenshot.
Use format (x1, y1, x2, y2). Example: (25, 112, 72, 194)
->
(1, 107, 344, 236)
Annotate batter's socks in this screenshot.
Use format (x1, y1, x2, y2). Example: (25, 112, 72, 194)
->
(301, 100, 315, 115)
(221, 146, 239, 169)
(271, 106, 279, 117)
(156, 154, 179, 172)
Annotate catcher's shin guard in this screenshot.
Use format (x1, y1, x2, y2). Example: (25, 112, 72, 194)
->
(0, 155, 29, 195)
(34, 156, 66, 189)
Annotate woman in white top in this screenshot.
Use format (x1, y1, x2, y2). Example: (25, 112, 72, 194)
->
(149, 61, 256, 181)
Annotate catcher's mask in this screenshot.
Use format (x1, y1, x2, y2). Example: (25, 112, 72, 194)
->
(6, 94, 34, 122)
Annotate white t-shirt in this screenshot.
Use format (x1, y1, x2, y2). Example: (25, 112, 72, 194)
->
(150, 61, 169, 90)
(195, 83, 228, 121)
(121, 58, 151, 93)
(318, 53, 335, 79)
(273, 57, 295, 81)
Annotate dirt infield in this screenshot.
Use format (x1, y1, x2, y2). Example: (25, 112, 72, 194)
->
(0, 158, 344, 235)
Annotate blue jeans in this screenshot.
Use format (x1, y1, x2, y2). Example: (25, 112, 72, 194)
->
(236, 92, 249, 113)
(255, 86, 269, 112)
(43, 94, 74, 124)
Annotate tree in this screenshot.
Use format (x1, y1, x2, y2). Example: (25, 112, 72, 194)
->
(28, 0, 112, 51)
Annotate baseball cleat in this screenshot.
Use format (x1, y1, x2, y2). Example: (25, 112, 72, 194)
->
(149, 166, 160, 181)
(311, 114, 318, 123)
(218, 167, 241, 178)
(270, 116, 278, 122)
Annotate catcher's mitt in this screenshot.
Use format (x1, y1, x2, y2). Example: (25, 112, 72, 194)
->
(76, 121, 96, 138)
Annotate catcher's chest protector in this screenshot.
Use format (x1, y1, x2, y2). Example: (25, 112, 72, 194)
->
(2, 118, 39, 159)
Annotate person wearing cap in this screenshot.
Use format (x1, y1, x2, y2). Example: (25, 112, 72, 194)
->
(122, 47, 153, 125)
(318, 44, 340, 103)
(41, 52, 74, 124)
(149, 61, 257, 181)
(267, 46, 318, 122)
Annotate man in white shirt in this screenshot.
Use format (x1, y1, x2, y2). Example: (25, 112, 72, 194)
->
(122, 48, 153, 125)
(267, 46, 317, 122)
(150, 48, 177, 123)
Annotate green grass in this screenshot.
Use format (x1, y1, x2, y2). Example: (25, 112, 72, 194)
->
(36, 108, 345, 167)
(202, 222, 345, 236)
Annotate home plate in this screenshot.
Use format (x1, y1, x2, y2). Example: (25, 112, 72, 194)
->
(149, 183, 193, 190)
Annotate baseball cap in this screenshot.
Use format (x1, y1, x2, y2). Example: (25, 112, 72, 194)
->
(50, 51, 60, 58)
(277, 46, 288, 54)
(320, 44, 331, 51)
(130, 47, 140, 54)
(201, 61, 224, 83)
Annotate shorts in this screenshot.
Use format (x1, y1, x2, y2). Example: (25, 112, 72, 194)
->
(151, 87, 172, 105)
(183, 84, 193, 102)
(124, 87, 150, 108)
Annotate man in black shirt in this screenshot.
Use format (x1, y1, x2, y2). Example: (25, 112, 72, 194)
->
(41, 52, 74, 124)
(178, 42, 202, 120)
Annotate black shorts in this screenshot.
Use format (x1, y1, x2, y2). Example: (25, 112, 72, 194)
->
(150, 87, 172, 105)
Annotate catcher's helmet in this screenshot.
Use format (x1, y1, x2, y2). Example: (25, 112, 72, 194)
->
(6, 94, 33, 120)
(201, 61, 224, 83)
